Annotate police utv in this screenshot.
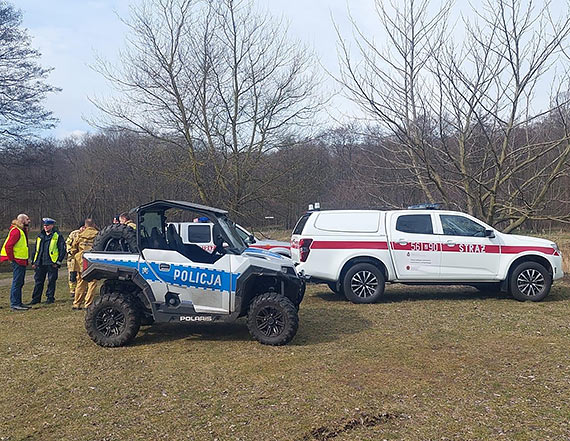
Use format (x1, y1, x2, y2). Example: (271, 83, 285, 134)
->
(82, 200, 303, 347)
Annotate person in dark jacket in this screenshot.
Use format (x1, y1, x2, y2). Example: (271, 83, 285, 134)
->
(28, 217, 67, 305)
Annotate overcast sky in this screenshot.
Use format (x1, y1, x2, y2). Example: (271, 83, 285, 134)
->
(16, 0, 381, 139)
(16, 0, 568, 139)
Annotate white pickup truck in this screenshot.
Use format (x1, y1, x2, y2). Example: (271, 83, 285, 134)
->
(291, 209, 563, 303)
(169, 222, 291, 257)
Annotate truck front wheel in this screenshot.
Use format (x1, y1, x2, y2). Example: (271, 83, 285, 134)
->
(85, 293, 141, 347)
(343, 263, 385, 304)
(247, 293, 299, 345)
(509, 262, 552, 302)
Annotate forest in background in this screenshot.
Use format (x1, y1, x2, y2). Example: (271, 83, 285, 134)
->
(1, 0, 570, 233)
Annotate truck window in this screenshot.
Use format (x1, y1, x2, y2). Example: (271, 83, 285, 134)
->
(440, 215, 486, 237)
(293, 213, 311, 235)
(395, 214, 433, 234)
(187, 224, 212, 243)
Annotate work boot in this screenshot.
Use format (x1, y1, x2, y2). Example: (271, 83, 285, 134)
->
(11, 305, 30, 311)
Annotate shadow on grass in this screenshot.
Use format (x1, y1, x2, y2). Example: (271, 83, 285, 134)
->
(132, 306, 371, 347)
(381, 286, 514, 303)
(310, 283, 568, 303)
(293, 306, 371, 346)
(134, 321, 250, 346)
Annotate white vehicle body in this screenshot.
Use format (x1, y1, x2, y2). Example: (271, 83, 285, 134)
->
(169, 222, 291, 257)
(85, 247, 290, 315)
(81, 200, 303, 347)
(291, 209, 563, 302)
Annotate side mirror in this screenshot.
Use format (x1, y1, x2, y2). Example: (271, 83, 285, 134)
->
(248, 234, 256, 244)
(484, 229, 495, 238)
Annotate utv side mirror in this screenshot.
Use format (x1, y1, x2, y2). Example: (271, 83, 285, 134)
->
(484, 229, 495, 238)
(248, 234, 256, 244)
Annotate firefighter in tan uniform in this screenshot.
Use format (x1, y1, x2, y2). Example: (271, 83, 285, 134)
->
(66, 224, 84, 298)
(119, 212, 137, 230)
(70, 219, 99, 310)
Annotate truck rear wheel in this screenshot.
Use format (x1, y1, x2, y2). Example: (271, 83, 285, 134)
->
(343, 263, 385, 304)
(247, 293, 298, 345)
(85, 293, 141, 347)
(509, 262, 552, 302)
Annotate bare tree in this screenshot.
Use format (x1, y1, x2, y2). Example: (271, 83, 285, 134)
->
(0, 1, 58, 141)
(338, 0, 570, 231)
(91, 0, 321, 215)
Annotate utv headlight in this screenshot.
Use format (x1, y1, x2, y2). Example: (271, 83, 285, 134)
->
(281, 265, 295, 275)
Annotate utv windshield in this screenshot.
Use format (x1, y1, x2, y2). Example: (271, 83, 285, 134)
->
(217, 216, 247, 253)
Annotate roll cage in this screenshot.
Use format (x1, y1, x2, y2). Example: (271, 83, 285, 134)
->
(134, 200, 248, 260)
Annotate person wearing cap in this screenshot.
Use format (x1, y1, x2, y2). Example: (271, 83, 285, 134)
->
(28, 217, 67, 305)
(1, 213, 32, 311)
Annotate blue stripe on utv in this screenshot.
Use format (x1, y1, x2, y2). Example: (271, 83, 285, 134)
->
(244, 247, 283, 259)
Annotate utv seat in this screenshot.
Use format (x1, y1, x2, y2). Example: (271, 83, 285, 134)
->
(166, 223, 221, 264)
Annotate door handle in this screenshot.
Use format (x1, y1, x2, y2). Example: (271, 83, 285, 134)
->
(446, 240, 456, 247)
(159, 263, 171, 271)
(398, 239, 408, 246)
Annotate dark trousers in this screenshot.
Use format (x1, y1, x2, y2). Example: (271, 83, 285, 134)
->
(31, 265, 59, 303)
(10, 262, 26, 307)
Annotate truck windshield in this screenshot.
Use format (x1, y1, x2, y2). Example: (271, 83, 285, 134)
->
(217, 216, 247, 253)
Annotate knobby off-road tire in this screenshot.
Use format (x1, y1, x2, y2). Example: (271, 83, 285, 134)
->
(247, 293, 299, 346)
(92, 224, 139, 253)
(85, 293, 141, 347)
(510, 262, 552, 302)
(343, 263, 385, 304)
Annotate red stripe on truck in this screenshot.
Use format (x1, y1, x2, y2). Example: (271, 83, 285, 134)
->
(500, 246, 558, 255)
(250, 244, 291, 251)
(308, 240, 557, 256)
(311, 241, 389, 250)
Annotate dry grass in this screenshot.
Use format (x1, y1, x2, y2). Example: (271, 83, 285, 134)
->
(1, 276, 570, 440)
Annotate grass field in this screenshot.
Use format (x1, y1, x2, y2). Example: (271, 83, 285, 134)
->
(1, 276, 569, 440)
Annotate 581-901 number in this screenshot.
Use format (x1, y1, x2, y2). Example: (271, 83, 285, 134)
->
(410, 242, 439, 252)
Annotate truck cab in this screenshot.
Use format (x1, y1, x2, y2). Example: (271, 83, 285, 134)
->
(169, 221, 291, 257)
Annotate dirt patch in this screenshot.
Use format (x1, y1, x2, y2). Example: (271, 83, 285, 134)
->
(300, 412, 404, 441)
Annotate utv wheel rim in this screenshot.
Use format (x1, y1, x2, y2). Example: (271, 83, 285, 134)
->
(517, 269, 545, 297)
(256, 306, 285, 337)
(95, 307, 126, 337)
(351, 270, 378, 298)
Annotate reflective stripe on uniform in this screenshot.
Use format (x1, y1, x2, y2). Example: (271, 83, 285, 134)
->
(33, 231, 60, 263)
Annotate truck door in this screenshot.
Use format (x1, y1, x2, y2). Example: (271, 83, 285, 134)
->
(436, 213, 500, 280)
(389, 213, 441, 280)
